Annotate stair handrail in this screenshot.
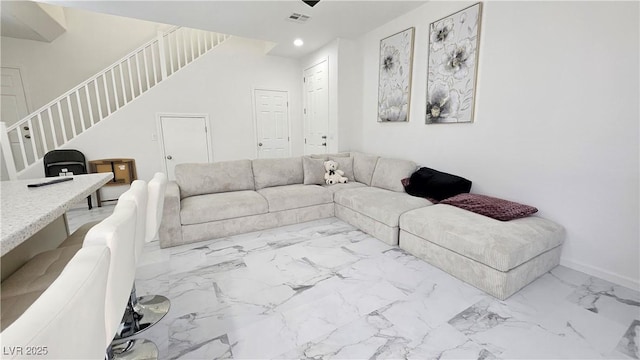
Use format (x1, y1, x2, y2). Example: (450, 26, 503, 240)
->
(4, 25, 230, 176)
(6, 26, 181, 132)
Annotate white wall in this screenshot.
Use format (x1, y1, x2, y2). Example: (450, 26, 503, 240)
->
(20, 37, 303, 200)
(353, 1, 639, 288)
(1, 5, 170, 112)
(337, 38, 362, 152)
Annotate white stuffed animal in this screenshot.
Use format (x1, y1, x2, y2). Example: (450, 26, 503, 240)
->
(324, 160, 348, 185)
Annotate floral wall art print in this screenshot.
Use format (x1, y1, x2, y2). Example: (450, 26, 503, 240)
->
(378, 27, 415, 122)
(426, 3, 482, 124)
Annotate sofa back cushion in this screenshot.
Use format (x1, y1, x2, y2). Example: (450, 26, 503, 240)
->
(175, 160, 255, 199)
(371, 158, 417, 192)
(328, 155, 354, 181)
(302, 156, 326, 185)
(352, 152, 379, 186)
(252, 157, 303, 190)
(310, 152, 351, 161)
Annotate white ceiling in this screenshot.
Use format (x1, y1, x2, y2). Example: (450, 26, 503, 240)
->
(39, 0, 426, 57)
(1, 1, 67, 42)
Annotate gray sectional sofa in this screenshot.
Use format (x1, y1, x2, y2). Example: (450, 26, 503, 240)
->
(159, 152, 565, 300)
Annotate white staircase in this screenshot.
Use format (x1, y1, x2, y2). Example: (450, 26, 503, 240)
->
(1, 26, 230, 179)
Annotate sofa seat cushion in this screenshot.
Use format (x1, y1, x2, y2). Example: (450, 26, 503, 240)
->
(322, 181, 367, 197)
(334, 187, 432, 227)
(399, 204, 565, 272)
(257, 184, 332, 212)
(180, 191, 268, 225)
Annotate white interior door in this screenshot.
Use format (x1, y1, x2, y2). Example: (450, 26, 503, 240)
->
(303, 59, 329, 155)
(159, 115, 211, 180)
(1, 67, 35, 168)
(254, 89, 290, 159)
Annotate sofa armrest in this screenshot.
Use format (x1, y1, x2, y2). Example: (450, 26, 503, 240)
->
(159, 181, 183, 248)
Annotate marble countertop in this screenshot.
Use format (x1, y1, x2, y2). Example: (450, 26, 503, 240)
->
(0, 173, 113, 256)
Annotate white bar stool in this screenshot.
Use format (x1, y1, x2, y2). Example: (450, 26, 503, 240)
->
(83, 194, 157, 359)
(117, 173, 171, 338)
(1, 246, 111, 359)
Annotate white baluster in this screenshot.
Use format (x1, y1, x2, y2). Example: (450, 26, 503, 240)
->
(143, 46, 151, 90)
(27, 118, 38, 160)
(47, 107, 59, 148)
(135, 52, 143, 94)
(196, 31, 202, 56)
(93, 80, 103, 121)
(16, 124, 29, 168)
(110, 68, 119, 110)
(119, 63, 128, 105)
(102, 74, 111, 116)
(75, 91, 86, 132)
(158, 31, 168, 80)
(168, 33, 175, 75)
(176, 31, 182, 69)
(57, 101, 68, 142)
(190, 29, 195, 61)
(84, 85, 95, 126)
(37, 113, 48, 153)
(150, 42, 158, 85)
(127, 58, 136, 99)
(66, 95, 77, 137)
(183, 30, 189, 64)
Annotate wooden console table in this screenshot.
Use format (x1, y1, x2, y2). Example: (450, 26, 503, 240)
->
(88, 158, 137, 207)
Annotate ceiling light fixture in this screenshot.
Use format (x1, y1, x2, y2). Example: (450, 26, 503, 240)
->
(293, 39, 304, 47)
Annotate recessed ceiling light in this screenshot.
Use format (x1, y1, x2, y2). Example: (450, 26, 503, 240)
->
(293, 39, 304, 47)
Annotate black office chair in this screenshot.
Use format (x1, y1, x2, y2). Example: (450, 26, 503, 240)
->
(43, 149, 92, 209)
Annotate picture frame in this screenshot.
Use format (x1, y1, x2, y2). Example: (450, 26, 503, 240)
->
(426, 3, 482, 124)
(378, 27, 415, 122)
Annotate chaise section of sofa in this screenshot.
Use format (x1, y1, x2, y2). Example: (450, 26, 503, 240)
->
(399, 204, 565, 300)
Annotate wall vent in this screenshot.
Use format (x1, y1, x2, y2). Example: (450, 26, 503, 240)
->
(287, 13, 311, 24)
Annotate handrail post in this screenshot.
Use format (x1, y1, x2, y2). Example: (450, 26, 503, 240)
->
(157, 31, 168, 81)
(0, 122, 18, 180)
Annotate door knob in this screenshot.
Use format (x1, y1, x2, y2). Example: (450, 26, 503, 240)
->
(258, 142, 263, 146)
(322, 142, 327, 146)
(24, 134, 31, 139)
(166, 155, 172, 160)
(321, 135, 327, 139)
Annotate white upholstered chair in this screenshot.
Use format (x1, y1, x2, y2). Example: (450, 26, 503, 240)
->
(1, 246, 111, 359)
(146, 172, 168, 243)
(117, 173, 171, 339)
(83, 191, 157, 359)
(83, 199, 138, 348)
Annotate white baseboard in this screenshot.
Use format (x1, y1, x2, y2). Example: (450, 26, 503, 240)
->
(560, 257, 640, 291)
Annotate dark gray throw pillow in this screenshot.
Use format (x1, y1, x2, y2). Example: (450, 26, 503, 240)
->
(404, 167, 472, 201)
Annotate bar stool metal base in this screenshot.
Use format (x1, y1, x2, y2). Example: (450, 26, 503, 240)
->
(116, 295, 171, 339)
(109, 338, 158, 360)
(135, 295, 171, 333)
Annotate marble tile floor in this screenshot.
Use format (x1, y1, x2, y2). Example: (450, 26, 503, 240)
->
(66, 204, 115, 233)
(66, 209, 640, 359)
